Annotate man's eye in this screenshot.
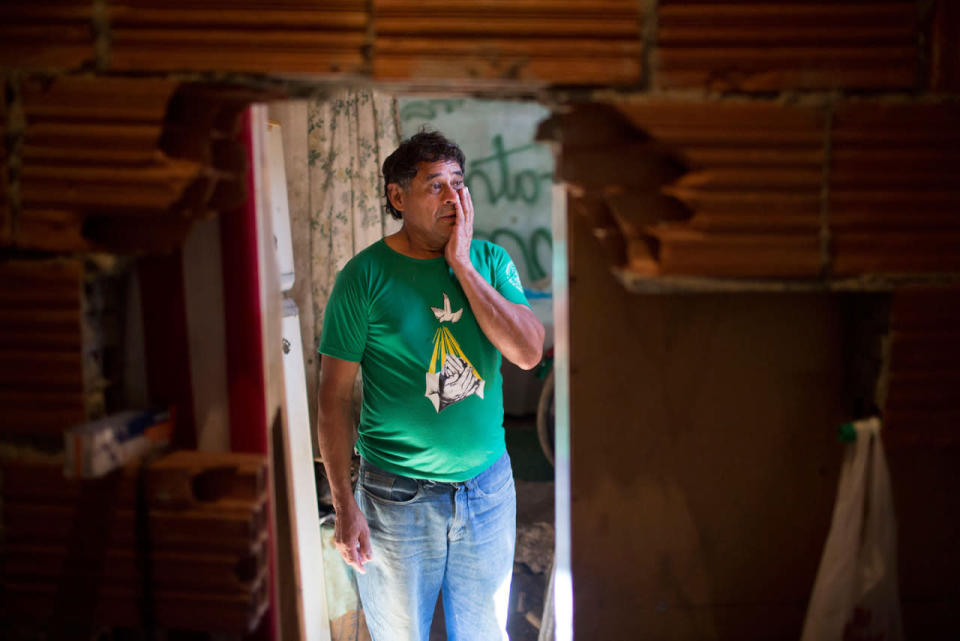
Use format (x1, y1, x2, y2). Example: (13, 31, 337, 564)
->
(453, 182, 463, 189)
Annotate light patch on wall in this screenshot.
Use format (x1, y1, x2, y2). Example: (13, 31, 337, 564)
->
(398, 97, 554, 289)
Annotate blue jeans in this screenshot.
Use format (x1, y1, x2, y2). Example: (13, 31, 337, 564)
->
(354, 451, 516, 641)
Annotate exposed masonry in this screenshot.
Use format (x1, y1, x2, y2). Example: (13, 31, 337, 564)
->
(0, 0, 957, 276)
(639, 0, 660, 92)
(818, 106, 833, 279)
(92, 0, 111, 72)
(3, 73, 24, 245)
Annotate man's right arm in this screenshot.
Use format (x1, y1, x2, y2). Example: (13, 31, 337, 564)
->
(317, 355, 372, 572)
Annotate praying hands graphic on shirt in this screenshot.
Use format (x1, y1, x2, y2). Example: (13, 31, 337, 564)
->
(425, 293, 485, 412)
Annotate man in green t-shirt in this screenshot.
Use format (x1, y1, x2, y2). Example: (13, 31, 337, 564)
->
(317, 131, 545, 641)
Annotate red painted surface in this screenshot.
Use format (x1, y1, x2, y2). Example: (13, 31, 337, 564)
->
(220, 108, 268, 455)
(220, 107, 277, 640)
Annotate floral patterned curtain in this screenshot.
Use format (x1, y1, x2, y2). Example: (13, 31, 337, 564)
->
(307, 89, 402, 347)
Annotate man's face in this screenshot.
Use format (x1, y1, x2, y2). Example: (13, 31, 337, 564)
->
(390, 159, 465, 248)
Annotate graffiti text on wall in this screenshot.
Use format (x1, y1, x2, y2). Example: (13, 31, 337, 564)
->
(466, 135, 553, 206)
(475, 227, 552, 283)
(400, 99, 467, 121)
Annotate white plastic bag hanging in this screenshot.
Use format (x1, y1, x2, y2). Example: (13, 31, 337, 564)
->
(800, 417, 903, 641)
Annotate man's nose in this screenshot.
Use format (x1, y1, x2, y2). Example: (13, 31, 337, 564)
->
(441, 183, 458, 201)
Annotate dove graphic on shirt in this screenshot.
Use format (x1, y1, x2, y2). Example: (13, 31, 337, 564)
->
(424, 292, 484, 412)
(431, 293, 463, 323)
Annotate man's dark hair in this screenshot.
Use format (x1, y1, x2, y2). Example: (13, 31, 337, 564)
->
(382, 130, 466, 220)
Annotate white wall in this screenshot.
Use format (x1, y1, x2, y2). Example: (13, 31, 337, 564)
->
(399, 98, 554, 290)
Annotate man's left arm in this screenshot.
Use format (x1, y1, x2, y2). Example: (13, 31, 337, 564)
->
(446, 186, 545, 370)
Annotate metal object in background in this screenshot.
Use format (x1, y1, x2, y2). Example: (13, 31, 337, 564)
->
(537, 369, 555, 467)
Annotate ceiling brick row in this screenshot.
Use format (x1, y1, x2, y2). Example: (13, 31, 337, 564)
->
(108, 0, 368, 74)
(543, 99, 960, 279)
(657, 0, 922, 91)
(373, 0, 642, 84)
(2, 1, 956, 90)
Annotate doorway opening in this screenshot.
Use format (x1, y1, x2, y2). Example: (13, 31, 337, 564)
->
(262, 91, 570, 641)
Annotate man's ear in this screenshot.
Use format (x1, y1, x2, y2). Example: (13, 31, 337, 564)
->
(387, 183, 404, 213)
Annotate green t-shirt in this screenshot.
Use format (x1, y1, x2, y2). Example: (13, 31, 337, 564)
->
(319, 238, 529, 482)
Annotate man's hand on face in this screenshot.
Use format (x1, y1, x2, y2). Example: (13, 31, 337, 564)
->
(444, 186, 474, 273)
(334, 499, 373, 573)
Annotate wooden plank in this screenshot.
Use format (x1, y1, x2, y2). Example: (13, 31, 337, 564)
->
(280, 304, 332, 641)
(253, 105, 306, 641)
(267, 100, 318, 454)
(181, 216, 232, 451)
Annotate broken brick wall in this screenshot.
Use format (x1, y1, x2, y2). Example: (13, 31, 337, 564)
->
(550, 2, 960, 640)
(2, 2, 960, 640)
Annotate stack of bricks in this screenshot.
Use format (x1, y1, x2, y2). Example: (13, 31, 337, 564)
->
(516, 0, 958, 282)
(1, 450, 270, 634)
(546, 98, 960, 280)
(0, 75, 259, 255)
(0, 259, 87, 439)
(881, 287, 960, 445)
